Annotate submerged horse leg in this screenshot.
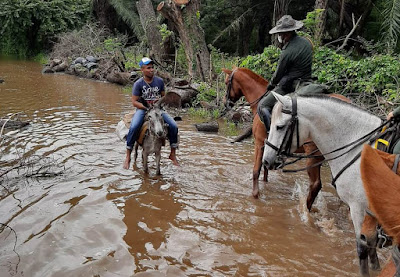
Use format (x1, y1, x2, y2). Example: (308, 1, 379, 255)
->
(361, 214, 380, 271)
(303, 142, 323, 211)
(142, 151, 149, 173)
(252, 143, 264, 198)
(155, 150, 161, 175)
(350, 204, 371, 277)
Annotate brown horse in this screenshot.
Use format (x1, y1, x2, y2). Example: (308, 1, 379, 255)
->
(361, 144, 400, 276)
(222, 67, 350, 210)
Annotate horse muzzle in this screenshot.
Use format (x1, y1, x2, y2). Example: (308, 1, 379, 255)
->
(263, 156, 285, 170)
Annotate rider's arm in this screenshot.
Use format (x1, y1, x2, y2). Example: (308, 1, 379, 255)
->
(132, 95, 147, 110)
(393, 107, 400, 118)
(271, 51, 290, 86)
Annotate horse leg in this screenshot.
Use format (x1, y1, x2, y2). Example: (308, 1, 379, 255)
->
(134, 142, 139, 162)
(303, 142, 323, 211)
(263, 164, 268, 182)
(350, 204, 371, 277)
(155, 150, 161, 175)
(252, 144, 263, 198)
(361, 214, 380, 271)
(142, 151, 149, 173)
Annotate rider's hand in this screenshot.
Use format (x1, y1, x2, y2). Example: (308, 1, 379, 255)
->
(267, 83, 275, 91)
(387, 111, 394, 120)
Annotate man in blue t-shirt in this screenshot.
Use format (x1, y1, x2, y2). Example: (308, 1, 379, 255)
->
(123, 57, 179, 169)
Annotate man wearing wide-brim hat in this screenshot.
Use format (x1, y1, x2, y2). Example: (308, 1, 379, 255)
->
(257, 15, 313, 129)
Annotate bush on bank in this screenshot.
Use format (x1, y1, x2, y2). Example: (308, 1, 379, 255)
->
(240, 45, 400, 107)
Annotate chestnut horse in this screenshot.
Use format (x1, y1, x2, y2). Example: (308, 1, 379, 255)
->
(361, 144, 400, 276)
(222, 67, 349, 209)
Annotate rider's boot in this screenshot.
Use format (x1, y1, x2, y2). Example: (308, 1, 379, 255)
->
(259, 107, 272, 131)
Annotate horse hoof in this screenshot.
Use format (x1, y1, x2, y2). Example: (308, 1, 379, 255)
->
(252, 191, 259, 198)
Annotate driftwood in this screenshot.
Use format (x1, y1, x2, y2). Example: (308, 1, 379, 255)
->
(231, 126, 252, 143)
(194, 121, 219, 132)
(0, 119, 30, 129)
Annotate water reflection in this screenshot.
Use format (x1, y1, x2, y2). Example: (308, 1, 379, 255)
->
(0, 59, 370, 277)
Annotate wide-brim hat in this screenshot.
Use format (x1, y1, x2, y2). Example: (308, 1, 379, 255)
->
(269, 15, 303, 34)
(139, 57, 153, 67)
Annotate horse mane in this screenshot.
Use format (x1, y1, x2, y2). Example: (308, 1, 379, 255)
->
(298, 94, 380, 118)
(237, 68, 269, 86)
(361, 144, 400, 243)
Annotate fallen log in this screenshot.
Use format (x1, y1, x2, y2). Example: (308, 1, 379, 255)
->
(106, 71, 132, 86)
(194, 121, 219, 132)
(163, 86, 199, 108)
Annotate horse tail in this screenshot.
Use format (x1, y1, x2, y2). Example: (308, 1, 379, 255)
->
(361, 144, 400, 243)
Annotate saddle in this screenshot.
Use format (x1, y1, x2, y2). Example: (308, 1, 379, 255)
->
(374, 121, 400, 167)
(123, 110, 166, 146)
(372, 121, 400, 178)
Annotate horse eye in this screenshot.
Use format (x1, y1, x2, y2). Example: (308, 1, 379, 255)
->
(276, 125, 285, 130)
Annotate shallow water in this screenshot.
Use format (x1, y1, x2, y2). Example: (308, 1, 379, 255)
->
(0, 60, 385, 276)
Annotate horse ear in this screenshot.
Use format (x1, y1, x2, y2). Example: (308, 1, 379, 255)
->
(272, 92, 291, 107)
(221, 68, 232, 75)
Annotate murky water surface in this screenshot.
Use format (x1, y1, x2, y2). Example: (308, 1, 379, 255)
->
(0, 60, 385, 276)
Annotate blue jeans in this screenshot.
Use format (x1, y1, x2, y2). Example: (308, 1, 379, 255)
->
(126, 109, 179, 150)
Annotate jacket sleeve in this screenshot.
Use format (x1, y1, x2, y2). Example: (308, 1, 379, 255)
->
(271, 51, 290, 85)
(393, 106, 400, 118)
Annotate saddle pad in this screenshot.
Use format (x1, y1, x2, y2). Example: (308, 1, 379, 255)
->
(137, 121, 149, 146)
(123, 110, 135, 128)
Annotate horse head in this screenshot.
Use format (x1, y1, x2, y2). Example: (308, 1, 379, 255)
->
(222, 68, 242, 109)
(146, 107, 167, 139)
(262, 92, 307, 169)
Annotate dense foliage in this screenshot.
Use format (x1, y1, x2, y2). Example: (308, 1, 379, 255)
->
(0, 0, 91, 57)
(241, 45, 400, 101)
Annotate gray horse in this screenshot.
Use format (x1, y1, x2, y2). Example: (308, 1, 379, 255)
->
(263, 93, 384, 276)
(134, 107, 167, 175)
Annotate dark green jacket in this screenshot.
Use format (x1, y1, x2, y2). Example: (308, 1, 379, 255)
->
(393, 106, 400, 118)
(271, 34, 313, 93)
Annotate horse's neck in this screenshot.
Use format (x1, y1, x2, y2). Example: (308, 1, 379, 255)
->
(299, 97, 382, 160)
(238, 72, 267, 112)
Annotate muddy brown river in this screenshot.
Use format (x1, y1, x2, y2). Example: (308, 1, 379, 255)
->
(0, 59, 387, 276)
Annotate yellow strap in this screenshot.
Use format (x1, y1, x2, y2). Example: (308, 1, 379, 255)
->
(374, 138, 389, 149)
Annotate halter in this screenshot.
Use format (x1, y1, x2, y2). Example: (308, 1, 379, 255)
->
(264, 97, 300, 158)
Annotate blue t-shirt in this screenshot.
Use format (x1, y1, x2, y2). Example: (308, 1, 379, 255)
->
(132, 76, 165, 103)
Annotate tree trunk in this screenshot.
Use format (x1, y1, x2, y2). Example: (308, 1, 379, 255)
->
(157, 0, 211, 82)
(136, 0, 172, 65)
(272, 0, 290, 47)
(314, 0, 329, 45)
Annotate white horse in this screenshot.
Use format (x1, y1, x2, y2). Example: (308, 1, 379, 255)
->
(262, 92, 387, 276)
(134, 106, 167, 175)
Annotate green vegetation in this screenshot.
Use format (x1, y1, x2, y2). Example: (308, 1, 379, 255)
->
(188, 107, 220, 119)
(0, 0, 91, 57)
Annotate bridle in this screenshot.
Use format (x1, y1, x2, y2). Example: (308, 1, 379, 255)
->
(263, 96, 393, 185)
(264, 97, 300, 158)
(224, 69, 237, 109)
(225, 69, 270, 110)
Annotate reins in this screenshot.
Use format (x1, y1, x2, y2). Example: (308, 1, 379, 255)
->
(265, 96, 393, 185)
